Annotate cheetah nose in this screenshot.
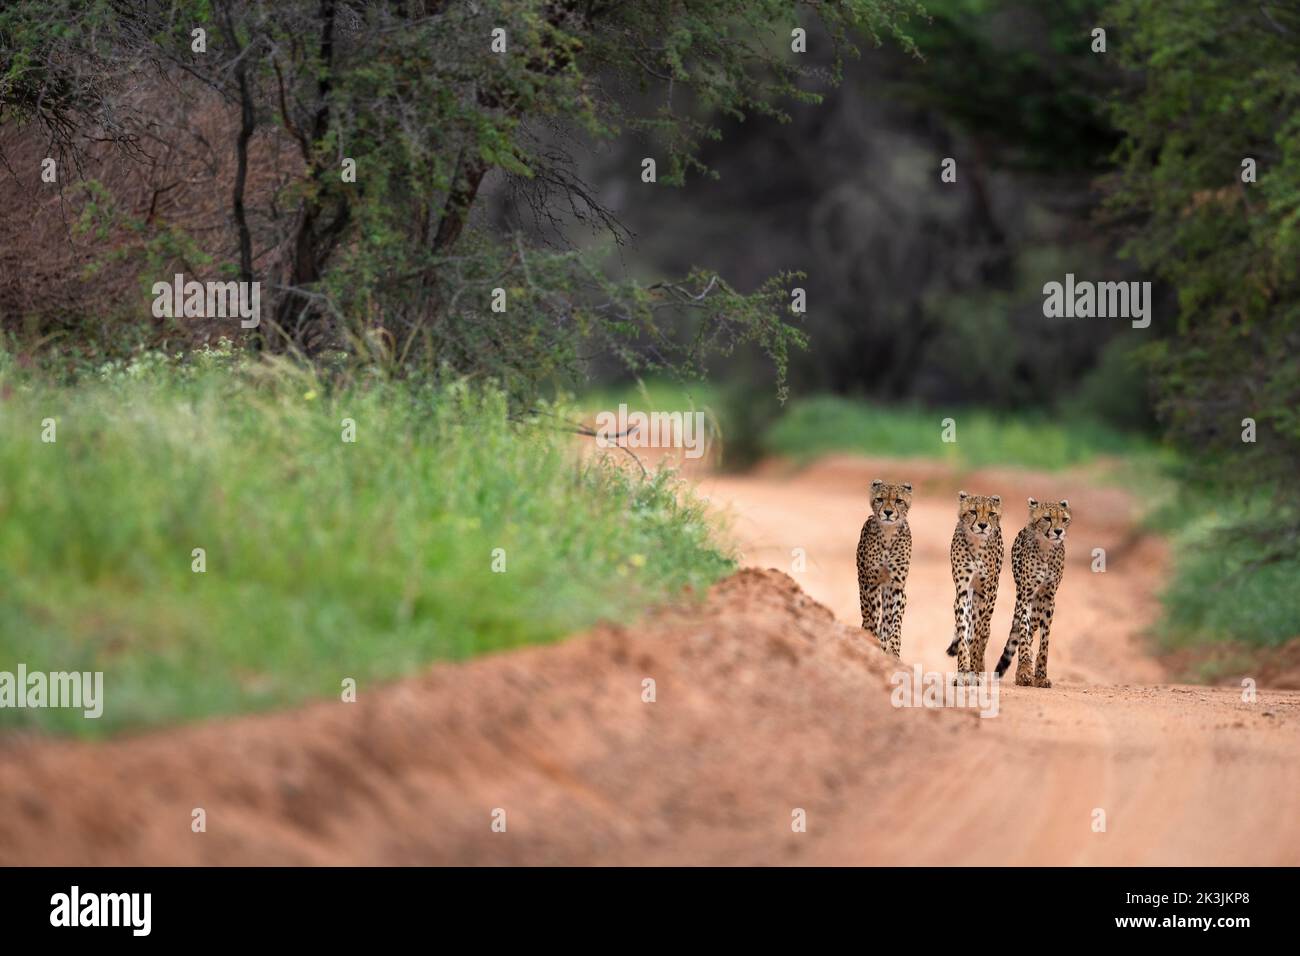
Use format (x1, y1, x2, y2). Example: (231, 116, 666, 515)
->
(977, 522, 988, 531)
(883, 509, 894, 518)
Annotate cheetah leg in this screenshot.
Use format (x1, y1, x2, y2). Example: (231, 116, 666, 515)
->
(859, 580, 883, 643)
(1015, 599, 1036, 686)
(995, 594, 1028, 678)
(952, 589, 975, 684)
(973, 589, 995, 675)
(881, 583, 907, 658)
(944, 580, 964, 658)
(1033, 600, 1054, 688)
(944, 579, 971, 658)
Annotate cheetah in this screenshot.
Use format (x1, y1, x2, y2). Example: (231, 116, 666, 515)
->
(944, 491, 1004, 685)
(855, 479, 913, 657)
(994, 498, 1070, 687)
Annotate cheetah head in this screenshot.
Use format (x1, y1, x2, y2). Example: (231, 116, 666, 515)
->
(957, 490, 1001, 540)
(870, 479, 912, 526)
(1028, 497, 1071, 545)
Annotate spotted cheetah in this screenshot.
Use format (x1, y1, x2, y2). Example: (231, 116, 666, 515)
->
(995, 498, 1070, 687)
(944, 491, 1003, 684)
(855, 479, 913, 657)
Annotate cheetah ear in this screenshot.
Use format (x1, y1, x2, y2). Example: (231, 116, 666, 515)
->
(902, 482, 912, 492)
(1027, 497, 1038, 510)
(990, 495, 1001, 504)
(1059, 499, 1070, 509)
(958, 490, 968, 501)
(871, 478, 883, 490)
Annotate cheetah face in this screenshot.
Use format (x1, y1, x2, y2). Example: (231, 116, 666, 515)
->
(870, 479, 912, 525)
(1028, 498, 1071, 545)
(957, 490, 1001, 540)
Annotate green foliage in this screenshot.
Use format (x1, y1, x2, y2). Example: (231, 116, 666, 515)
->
(585, 0, 924, 183)
(342, 234, 808, 405)
(0, 354, 732, 736)
(1105, 0, 1300, 542)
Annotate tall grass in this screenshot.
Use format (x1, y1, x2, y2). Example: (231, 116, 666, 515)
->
(0, 349, 732, 736)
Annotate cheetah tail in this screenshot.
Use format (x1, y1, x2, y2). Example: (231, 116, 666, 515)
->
(994, 638, 1018, 677)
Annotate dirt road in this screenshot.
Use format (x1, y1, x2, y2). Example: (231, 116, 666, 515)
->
(0, 455, 1297, 865)
(697, 456, 1300, 864)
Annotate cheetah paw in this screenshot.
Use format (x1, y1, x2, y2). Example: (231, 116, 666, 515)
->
(1014, 672, 1034, 687)
(1034, 676, 1052, 689)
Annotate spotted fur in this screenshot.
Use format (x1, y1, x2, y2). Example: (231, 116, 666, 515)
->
(944, 491, 1004, 684)
(995, 498, 1071, 687)
(855, 479, 913, 657)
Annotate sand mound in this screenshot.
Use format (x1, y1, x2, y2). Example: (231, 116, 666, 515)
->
(0, 569, 965, 865)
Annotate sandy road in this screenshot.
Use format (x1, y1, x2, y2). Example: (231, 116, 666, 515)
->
(0, 454, 1296, 865)
(697, 455, 1300, 864)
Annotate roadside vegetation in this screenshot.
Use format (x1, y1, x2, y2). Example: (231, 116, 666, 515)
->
(0, 350, 731, 736)
(1147, 483, 1300, 677)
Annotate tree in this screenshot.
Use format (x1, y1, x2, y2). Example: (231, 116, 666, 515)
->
(1105, 0, 1300, 550)
(1, 0, 925, 401)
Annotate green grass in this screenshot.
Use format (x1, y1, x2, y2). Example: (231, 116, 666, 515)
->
(763, 396, 1162, 471)
(0, 349, 732, 737)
